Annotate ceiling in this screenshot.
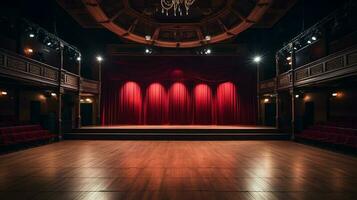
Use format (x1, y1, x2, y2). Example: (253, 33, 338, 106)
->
(57, 0, 297, 48)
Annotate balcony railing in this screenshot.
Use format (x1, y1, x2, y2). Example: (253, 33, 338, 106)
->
(0, 48, 99, 94)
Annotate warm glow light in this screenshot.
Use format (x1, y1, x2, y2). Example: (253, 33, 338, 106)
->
(304, 95, 311, 101)
(253, 56, 262, 63)
(85, 98, 93, 103)
(96, 56, 103, 62)
(0, 91, 7, 95)
(289, 61, 292, 65)
(24, 48, 34, 54)
(51, 93, 57, 97)
(332, 93, 338, 97)
(205, 35, 211, 41)
(264, 98, 270, 103)
(145, 35, 151, 41)
(286, 57, 292, 61)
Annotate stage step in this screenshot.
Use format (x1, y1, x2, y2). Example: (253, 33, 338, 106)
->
(65, 126, 290, 140)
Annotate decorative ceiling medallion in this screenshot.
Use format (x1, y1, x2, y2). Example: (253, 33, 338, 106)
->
(81, 0, 274, 48)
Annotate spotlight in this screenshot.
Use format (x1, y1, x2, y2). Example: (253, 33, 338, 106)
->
(205, 35, 211, 41)
(50, 92, 57, 97)
(96, 56, 103, 62)
(29, 33, 35, 38)
(145, 35, 151, 41)
(145, 48, 152, 54)
(312, 36, 317, 41)
(205, 48, 211, 55)
(253, 56, 262, 63)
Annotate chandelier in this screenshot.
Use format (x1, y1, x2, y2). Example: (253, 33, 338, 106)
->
(161, 0, 196, 16)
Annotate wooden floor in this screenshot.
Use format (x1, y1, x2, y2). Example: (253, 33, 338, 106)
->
(1, 141, 357, 200)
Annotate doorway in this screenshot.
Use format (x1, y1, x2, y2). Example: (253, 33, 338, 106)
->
(304, 102, 315, 128)
(30, 101, 41, 124)
(264, 102, 276, 126)
(81, 103, 93, 126)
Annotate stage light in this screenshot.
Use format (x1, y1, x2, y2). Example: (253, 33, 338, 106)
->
(205, 48, 211, 55)
(50, 92, 57, 97)
(76, 57, 81, 61)
(253, 56, 262, 63)
(96, 56, 103, 62)
(145, 48, 152, 54)
(29, 33, 35, 38)
(312, 36, 317, 41)
(205, 35, 211, 41)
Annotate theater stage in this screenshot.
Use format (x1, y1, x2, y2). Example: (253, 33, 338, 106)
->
(65, 125, 289, 140)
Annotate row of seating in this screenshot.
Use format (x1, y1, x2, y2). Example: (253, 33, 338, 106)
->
(297, 124, 357, 149)
(0, 124, 56, 146)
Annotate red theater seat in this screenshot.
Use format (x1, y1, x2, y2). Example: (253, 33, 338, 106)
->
(297, 122, 357, 150)
(0, 124, 55, 147)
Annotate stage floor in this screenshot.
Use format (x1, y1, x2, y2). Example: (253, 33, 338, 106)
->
(80, 125, 276, 130)
(67, 125, 287, 140)
(1, 140, 357, 199)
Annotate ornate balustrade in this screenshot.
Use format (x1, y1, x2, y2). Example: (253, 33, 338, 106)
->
(80, 78, 99, 94)
(259, 78, 276, 94)
(294, 45, 357, 87)
(0, 49, 59, 86)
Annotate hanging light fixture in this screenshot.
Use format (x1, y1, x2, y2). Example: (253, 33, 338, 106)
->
(161, 0, 196, 16)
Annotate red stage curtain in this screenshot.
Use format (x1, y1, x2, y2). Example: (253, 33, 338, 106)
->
(168, 82, 191, 124)
(144, 83, 168, 124)
(216, 82, 239, 125)
(193, 84, 214, 124)
(118, 82, 142, 124)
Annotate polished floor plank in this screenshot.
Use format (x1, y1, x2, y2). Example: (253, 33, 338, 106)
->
(0, 140, 357, 200)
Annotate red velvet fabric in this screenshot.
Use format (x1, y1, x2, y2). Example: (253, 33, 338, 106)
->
(101, 57, 257, 125)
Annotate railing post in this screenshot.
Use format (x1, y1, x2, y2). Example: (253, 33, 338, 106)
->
(275, 54, 280, 129)
(57, 42, 64, 140)
(290, 44, 296, 140)
(76, 53, 81, 129)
